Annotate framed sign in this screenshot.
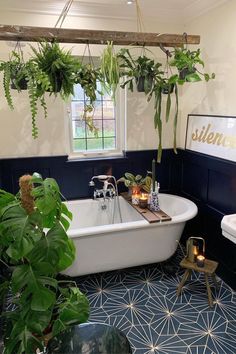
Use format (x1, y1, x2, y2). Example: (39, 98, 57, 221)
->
(185, 114, 236, 162)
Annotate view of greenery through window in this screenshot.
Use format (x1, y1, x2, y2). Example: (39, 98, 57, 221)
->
(71, 82, 116, 152)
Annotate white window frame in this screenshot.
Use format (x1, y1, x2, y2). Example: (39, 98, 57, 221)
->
(66, 85, 127, 160)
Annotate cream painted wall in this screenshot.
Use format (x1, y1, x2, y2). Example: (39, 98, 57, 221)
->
(179, 0, 236, 148)
(0, 8, 186, 157)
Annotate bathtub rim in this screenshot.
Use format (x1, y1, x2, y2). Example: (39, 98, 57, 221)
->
(65, 193, 198, 238)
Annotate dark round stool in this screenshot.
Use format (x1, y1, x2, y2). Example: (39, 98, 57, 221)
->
(46, 322, 132, 354)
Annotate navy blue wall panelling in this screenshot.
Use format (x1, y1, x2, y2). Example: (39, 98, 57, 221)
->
(0, 149, 235, 289)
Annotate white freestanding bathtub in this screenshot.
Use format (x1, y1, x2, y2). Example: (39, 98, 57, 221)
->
(63, 194, 198, 277)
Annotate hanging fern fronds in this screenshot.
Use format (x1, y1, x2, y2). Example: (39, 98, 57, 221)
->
(40, 95, 47, 120)
(27, 76, 39, 139)
(173, 84, 179, 154)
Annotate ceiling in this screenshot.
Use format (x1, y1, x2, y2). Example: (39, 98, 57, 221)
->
(0, 0, 229, 24)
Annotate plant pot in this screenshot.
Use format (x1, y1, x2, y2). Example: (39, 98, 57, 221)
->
(136, 76, 153, 93)
(179, 67, 196, 81)
(11, 77, 28, 90)
(47, 76, 63, 93)
(161, 83, 174, 94)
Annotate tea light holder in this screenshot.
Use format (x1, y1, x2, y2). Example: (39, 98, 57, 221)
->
(196, 255, 205, 268)
(132, 193, 140, 205)
(139, 193, 148, 209)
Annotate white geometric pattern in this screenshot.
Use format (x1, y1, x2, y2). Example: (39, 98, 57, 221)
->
(76, 250, 236, 354)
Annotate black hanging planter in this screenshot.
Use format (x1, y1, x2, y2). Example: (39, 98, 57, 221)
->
(179, 67, 196, 81)
(161, 83, 174, 94)
(11, 77, 28, 90)
(136, 76, 153, 93)
(47, 75, 63, 93)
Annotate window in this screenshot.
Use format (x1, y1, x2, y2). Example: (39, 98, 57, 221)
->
(68, 80, 126, 159)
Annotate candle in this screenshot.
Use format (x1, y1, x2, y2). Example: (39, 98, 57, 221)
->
(196, 255, 205, 268)
(139, 193, 148, 209)
(132, 193, 140, 205)
(152, 159, 155, 191)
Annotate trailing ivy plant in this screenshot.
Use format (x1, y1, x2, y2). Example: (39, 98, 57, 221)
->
(75, 63, 101, 137)
(0, 173, 89, 354)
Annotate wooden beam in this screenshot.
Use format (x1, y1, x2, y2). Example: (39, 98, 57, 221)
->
(0, 25, 200, 47)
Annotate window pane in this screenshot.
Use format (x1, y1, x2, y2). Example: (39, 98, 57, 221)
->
(104, 138, 116, 149)
(73, 139, 86, 151)
(103, 120, 115, 137)
(72, 120, 85, 139)
(87, 120, 103, 138)
(103, 101, 115, 119)
(87, 138, 103, 150)
(93, 102, 103, 120)
(71, 101, 84, 118)
(73, 84, 84, 100)
(70, 75, 118, 154)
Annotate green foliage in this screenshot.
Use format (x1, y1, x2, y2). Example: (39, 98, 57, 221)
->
(100, 42, 120, 99)
(31, 41, 81, 100)
(170, 48, 215, 83)
(75, 63, 101, 137)
(117, 172, 151, 191)
(119, 48, 163, 94)
(0, 173, 89, 354)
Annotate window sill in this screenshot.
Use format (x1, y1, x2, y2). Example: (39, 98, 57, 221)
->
(66, 151, 127, 163)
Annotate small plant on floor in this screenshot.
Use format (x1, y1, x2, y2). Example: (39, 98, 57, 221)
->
(0, 173, 89, 354)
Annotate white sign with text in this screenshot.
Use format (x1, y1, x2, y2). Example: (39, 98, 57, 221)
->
(185, 115, 236, 162)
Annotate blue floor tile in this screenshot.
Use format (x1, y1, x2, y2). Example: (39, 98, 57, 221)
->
(76, 250, 236, 354)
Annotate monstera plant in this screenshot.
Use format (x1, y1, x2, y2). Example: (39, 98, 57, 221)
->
(0, 173, 89, 354)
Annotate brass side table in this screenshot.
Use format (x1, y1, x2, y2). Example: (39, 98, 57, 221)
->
(177, 258, 219, 307)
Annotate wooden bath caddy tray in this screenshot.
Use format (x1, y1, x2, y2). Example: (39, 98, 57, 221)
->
(121, 193, 172, 224)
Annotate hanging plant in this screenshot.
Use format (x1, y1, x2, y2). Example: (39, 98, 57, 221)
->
(169, 47, 215, 83)
(100, 41, 120, 99)
(0, 50, 51, 138)
(31, 41, 80, 99)
(0, 51, 28, 110)
(118, 48, 162, 94)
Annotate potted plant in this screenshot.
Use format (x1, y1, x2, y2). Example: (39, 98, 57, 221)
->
(0, 173, 89, 354)
(119, 48, 163, 94)
(169, 47, 215, 83)
(100, 41, 120, 99)
(0, 51, 52, 138)
(0, 51, 29, 110)
(147, 73, 179, 162)
(31, 41, 80, 99)
(75, 63, 101, 136)
(117, 172, 152, 195)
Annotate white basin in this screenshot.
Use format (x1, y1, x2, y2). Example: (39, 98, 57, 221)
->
(221, 214, 236, 244)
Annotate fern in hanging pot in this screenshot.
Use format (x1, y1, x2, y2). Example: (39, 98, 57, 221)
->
(31, 41, 80, 99)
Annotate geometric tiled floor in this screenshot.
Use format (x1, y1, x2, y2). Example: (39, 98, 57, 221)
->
(75, 249, 236, 354)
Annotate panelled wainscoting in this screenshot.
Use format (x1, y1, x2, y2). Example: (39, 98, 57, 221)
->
(0, 149, 235, 289)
